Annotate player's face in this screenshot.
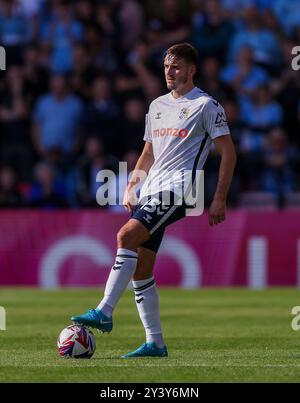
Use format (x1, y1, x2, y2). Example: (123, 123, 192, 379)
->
(164, 56, 194, 91)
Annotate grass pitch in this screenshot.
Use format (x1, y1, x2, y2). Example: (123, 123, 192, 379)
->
(0, 288, 300, 383)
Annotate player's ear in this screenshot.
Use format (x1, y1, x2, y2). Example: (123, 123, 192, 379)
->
(189, 64, 196, 76)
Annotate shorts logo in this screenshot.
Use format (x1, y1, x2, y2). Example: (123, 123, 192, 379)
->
(142, 199, 170, 223)
(179, 108, 190, 120)
(153, 128, 189, 139)
(143, 214, 153, 224)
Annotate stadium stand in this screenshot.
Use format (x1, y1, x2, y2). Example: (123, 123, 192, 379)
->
(0, 0, 299, 209)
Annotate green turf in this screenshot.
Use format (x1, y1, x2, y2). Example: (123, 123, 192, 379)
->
(0, 288, 300, 383)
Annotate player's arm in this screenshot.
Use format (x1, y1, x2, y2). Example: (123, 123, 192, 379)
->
(209, 135, 236, 226)
(123, 142, 154, 212)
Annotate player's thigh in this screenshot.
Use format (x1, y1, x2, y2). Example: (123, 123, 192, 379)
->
(134, 247, 157, 281)
(117, 218, 150, 249)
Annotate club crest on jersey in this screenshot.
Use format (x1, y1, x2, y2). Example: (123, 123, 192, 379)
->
(179, 108, 190, 120)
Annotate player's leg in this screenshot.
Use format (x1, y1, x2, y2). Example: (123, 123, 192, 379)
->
(133, 247, 166, 348)
(96, 219, 150, 314)
(71, 219, 150, 332)
(123, 192, 187, 356)
(123, 236, 168, 358)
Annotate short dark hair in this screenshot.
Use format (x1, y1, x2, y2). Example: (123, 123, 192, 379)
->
(164, 43, 199, 67)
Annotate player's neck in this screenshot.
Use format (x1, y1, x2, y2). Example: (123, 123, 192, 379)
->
(171, 83, 195, 99)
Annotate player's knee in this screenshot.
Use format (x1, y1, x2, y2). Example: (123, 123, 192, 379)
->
(117, 227, 136, 249)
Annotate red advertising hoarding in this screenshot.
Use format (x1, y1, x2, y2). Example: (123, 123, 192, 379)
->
(0, 210, 299, 288)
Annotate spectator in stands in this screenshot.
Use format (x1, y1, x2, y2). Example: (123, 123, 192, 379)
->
(109, 149, 139, 212)
(27, 161, 69, 208)
(197, 57, 234, 102)
(261, 127, 299, 206)
(0, 165, 24, 208)
(0, 65, 33, 181)
(115, 39, 161, 101)
(94, 0, 122, 48)
(270, 0, 300, 36)
(41, 0, 84, 73)
(23, 43, 49, 103)
(84, 22, 102, 60)
(32, 74, 84, 159)
(117, 97, 146, 156)
(221, 0, 255, 19)
(85, 76, 120, 155)
(192, 0, 235, 63)
(118, 0, 144, 52)
(221, 46, 269, 99)
(142, 75, 165, 104)
(44, 148, 80, 208)
(0, 0, 298, 209)
(69, 43, 96, 101)
(77, 136, 118, 208)
(146, 0, 190, 50)
(18, 0, 43, 42)
(270, 38, 300, 146)
(228, 6, 281, 67)
(241, 83, 283, 131)
(74, 0, 94, 29)
(0, 0, 27, 65)
(222, 98, 243, 148)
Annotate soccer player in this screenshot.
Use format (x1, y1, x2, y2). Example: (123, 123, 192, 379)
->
(71, 43, 236, 357)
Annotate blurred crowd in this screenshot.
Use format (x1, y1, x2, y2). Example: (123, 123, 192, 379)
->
(0, 0, 299, 209)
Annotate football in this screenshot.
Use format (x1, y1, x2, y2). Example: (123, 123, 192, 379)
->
(57, 325, 96, 359)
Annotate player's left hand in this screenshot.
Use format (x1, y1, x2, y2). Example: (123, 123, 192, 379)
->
(208, 199, 226, 226)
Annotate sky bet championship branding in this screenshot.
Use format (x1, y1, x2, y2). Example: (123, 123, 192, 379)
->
(95, 162, 204, 217)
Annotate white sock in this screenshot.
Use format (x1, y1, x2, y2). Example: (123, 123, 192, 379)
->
(132, 277, 165, 349)
(97, 248, 138, 317)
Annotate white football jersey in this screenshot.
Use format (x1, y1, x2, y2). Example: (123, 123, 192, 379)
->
(139, 87, 230, 201)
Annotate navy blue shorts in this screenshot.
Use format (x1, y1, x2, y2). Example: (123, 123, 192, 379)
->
(130, 191, 187, 253)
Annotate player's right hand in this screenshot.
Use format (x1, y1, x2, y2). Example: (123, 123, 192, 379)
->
(208, 198, 226, 226)
(123, 186, 138, 213)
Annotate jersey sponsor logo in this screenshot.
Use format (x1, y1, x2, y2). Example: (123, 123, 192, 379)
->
(153, 128, 189, 139)
(155, 112, 162, 119)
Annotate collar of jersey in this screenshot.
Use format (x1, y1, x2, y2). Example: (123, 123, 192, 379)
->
(169, 86, 198, 102)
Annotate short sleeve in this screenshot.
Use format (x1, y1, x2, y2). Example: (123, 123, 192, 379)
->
(202, 99, 230, 139)
(143, 113, 152, 143)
